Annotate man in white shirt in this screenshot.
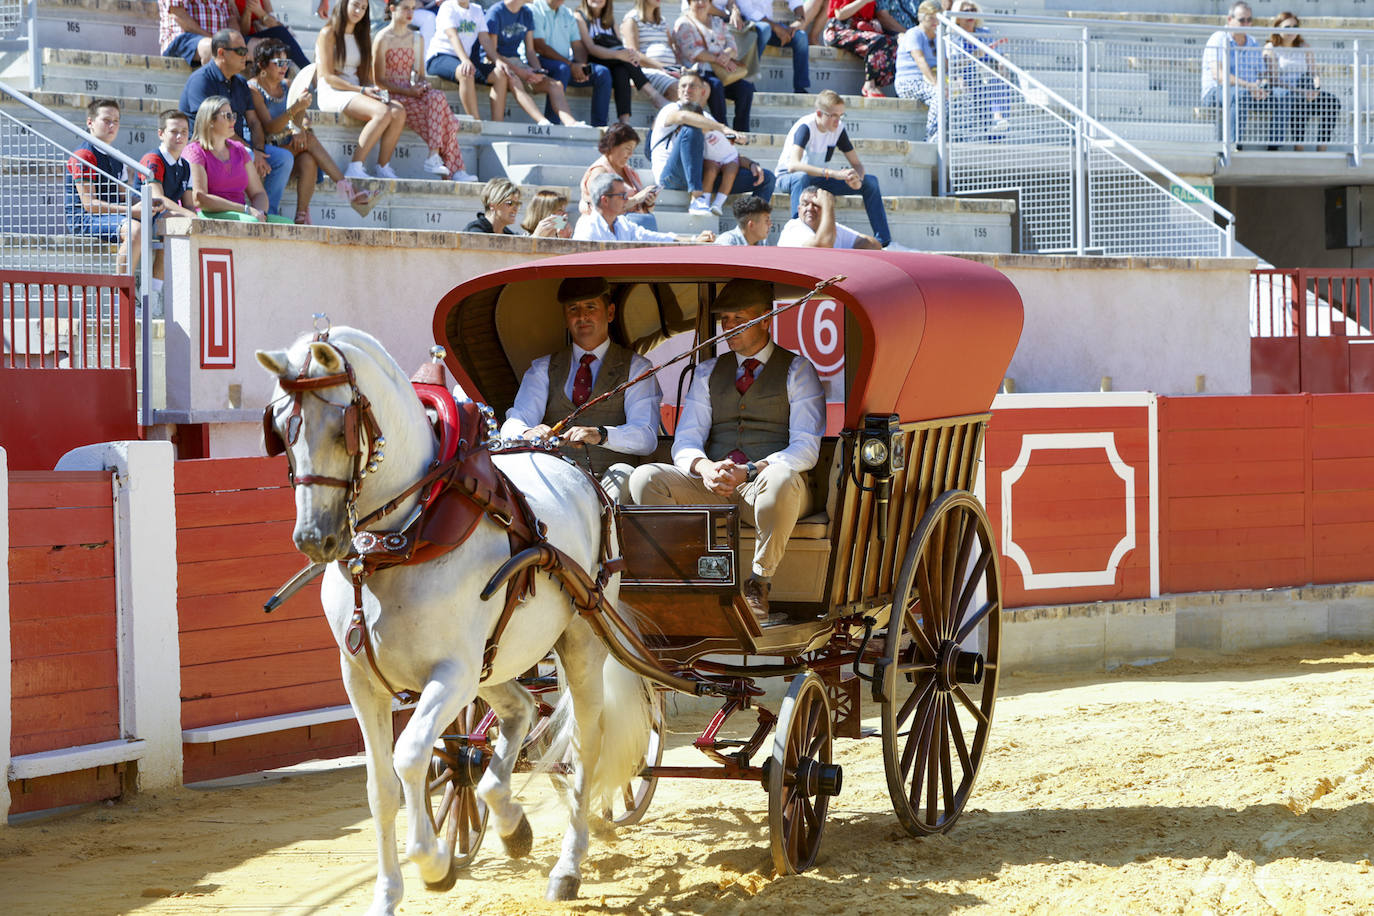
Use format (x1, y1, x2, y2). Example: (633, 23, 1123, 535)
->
(717, 0, 809, 94)
(574, 172, 715, 243)
(1199, 1, 1275, 146)
(501, 276, 662, 499)
(777, 186, 882, 249)
(628, 278, 825, 623)
(715, 195, 771, 245)
(775, 89, 890, 246)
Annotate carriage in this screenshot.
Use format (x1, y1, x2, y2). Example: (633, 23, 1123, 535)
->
(419, 247, 1024, 875)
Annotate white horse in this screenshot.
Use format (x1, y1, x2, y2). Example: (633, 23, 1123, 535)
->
(256, 327, 652, 913)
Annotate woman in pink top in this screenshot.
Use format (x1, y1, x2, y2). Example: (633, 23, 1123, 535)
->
(184, 96, 291, 223)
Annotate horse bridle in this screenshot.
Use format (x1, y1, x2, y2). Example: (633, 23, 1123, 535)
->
(262, 333, 386, 527)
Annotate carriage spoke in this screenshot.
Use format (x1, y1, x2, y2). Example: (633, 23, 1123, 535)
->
(903, 682, 940, 779)
(945, 694, 972, 774)
(917, 560, 942, 642)
(939, 705, 956, 815)
(895, 673, 936, 738)
(434, 783, 455, 831)
(955, 599, 996, 646)
(956, 549, 992, 618)
(902, 606, 938, 661)
(941, 515, 972, 635)
(953, 684, 989, 726)
(924, 701, 942, 823)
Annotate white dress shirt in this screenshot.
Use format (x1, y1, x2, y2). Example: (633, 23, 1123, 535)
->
(671, 340, 825, 474)
(572, 210, 680, 244)
(501, 338, 662, 455)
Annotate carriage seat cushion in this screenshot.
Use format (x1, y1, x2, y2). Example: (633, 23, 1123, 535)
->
(741, 509, 829, 540)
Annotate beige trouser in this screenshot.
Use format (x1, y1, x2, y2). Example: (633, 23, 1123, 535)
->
(628, 462, 812, 578)
(600, 463, 634, 504)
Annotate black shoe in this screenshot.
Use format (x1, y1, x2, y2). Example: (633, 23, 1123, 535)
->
(743, 577, 783, 625)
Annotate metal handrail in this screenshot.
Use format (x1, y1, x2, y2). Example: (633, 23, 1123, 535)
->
(971, 12, 1374, 39)
(1, 78, 156, 426)
(938, 13, 1236, 255)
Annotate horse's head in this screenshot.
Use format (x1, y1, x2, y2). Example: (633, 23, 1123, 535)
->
(256, 328, 431, 564)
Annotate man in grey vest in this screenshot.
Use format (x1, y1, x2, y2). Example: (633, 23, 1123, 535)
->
(628, 278, 825, 623)
(501, 277, 662, 500)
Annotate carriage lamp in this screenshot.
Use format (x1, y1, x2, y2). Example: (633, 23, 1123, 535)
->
(860, 414, 904, 541)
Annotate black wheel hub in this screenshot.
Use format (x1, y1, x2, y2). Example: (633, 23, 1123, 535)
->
(936, 639, 984, 691)
(451, 743, 489, 789)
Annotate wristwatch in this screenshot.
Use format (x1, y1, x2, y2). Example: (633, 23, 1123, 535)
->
(745, 462, 759, 482)
(596, 425, 609, 444)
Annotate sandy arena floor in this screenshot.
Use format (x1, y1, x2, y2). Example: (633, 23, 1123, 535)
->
(2, 642, 1372, 915)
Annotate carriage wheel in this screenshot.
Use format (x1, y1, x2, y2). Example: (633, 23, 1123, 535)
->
(766, 671, 842, 875)
(879, 489, 1001, 837)
(601, 688, 666, 826)
(425, 697, 496, 887)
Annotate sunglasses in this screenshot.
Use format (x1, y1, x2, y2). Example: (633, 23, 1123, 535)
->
(271, 57, 291, 66)
(226, 46, 249, 56)
(216, 110, 236, 120)
(1234, 16, 1252, 23)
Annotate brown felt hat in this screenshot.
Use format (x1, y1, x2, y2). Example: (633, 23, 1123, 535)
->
(557, 276, 610, 304)
(710, 278, 774, 314)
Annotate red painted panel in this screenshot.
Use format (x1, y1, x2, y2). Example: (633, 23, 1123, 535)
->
(1311, 490, 1374, 525)
(179, 617, 337, 668)
(1168, 556, 1309, 592)
(1162, 459, 1305, 498)
(1161, 394, 1308, 428)
(1300, 337, 1350, 393)
(199, 248, 237, 369)
(8, 765, 124, 815)
(1312, 457, 1374, 491)
(1310, 426, 1374, 460)
(178, 553, 308, 598)
(6, 507, 114, 548)
(11, 689, 120, 746)
(180, 647, 343, 704)
(181, 681, 351, 730)
(9, 579, 117, 621)
(175, 456, 288, 494)
(1314, 552, 1374, 584)
(1166, 525, 1307, 564)
(179, 588, 322, 632)
(12, 651, 119, 697)
(0, 368, 137, 470)
(11, 614, 116, 657)
(1349, 342, 1374, 392)
(175, 488, 296, 529)
(1167, 493, 1306, 531)
(182, 720, 365, 784)
(1162, 427, 1306, 463)
(1310, 393, 1374, 426)
(1251, 338, 1300, 394)
(177, 520, 298, 564)
(8, 471, 112, 508)
(8, 543, 116, 582)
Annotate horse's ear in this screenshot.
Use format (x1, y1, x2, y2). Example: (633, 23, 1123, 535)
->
(256, 349, 290, 376)
(310, 341, 344, 373)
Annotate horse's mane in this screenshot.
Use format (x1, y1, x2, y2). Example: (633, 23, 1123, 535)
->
(293, 325, 413, 393)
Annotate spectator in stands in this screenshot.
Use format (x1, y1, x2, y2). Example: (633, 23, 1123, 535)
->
(374, 0, 478, 181)
(66, 100, 142, 274)
(716, 0, 809, 95)
(426, 0, 505, 119)
(579, 122, 660, 229)
(649, 71, 773, 214)
(247, 41, 377, 223)
(184, 96, 292, 222)
(234, 0, 310, 68)
(893, 0, 938, 140)
(574, 172, 715, 241)
(715, 195, 771, 245)
(822, 0, 895, 99)
(949, 1, 1010, 135)
(578, 0, 670, 123)
(874, 0, 920, 33)
(465, 177, 523, 233)
(674, 0, 754, 132)
(475, 0, 587, 126)
(316, 0, 409, 181)
(621, 0, 686, 101)
(778, 186, 880, 248)
(522, 188, 574, 236)
(1201, 1, 1277, 147)
(1263, 13, 1341, 152)
(180, 29, 293, 215)
(775, 89, 889, 245)
(530, 0, 612, 126)
(135, 110, 197, 281)
(160, 0, 235, 67)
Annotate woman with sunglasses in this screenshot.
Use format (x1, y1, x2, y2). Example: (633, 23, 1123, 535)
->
(464, 177, 522, 234)
(1262, 12, 1340, 150)
(248, 41, 377, 223)
(184, 96, 292, 223)
(317, 0, 408, 181)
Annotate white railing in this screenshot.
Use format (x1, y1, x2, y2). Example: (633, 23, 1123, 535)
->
(0, 80, 156, 424)
(959, 13, 1374, 163)
(938, 15, 1235, 258)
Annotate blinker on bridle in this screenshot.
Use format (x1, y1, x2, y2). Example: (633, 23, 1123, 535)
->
(262, 321, 387, 517)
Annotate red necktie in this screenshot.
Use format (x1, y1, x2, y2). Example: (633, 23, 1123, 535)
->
(728, 358, 762, 465)
(571, 352, 596, 406)
(736, 357, 761, 395)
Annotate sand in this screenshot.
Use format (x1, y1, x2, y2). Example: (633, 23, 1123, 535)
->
(2, 642, 1372, 915)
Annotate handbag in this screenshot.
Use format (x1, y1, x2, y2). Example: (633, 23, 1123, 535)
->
(592, 32, 624, 51)
(685, 17, 758, 86)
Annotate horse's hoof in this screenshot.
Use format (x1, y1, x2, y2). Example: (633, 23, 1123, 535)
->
(500, 814, 533, 859)
(423, 859, 458, 893)
(545, 874, 581, 901)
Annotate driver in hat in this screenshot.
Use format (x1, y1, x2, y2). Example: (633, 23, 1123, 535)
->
(501, 276, 662, 501)
(628, 278, 825, 624)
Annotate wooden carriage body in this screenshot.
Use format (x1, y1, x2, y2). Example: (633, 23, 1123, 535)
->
(433, 248, 1022, 661)
(431, 248, 1024, 873)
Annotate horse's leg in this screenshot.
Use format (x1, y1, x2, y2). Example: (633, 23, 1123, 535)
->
(341, 660, 406, 916)
(545, 619, 609, 901)
(391, 665, 479, 886)
(476, 678, 539, 857)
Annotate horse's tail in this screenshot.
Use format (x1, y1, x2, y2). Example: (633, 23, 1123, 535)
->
(538, 653, 654, 815)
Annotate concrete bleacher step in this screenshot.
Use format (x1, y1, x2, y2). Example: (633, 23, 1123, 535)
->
(0, 233, 120, 272)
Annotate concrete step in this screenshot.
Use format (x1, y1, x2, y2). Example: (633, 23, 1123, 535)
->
(34, 0, 160, 60)
(0, 233, 121, 272)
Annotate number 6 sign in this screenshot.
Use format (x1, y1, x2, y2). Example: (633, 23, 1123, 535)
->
(774, 298, 845, 378)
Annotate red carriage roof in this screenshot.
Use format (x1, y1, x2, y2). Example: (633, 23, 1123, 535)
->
(432, 248, 1023, 427)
